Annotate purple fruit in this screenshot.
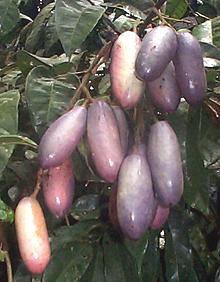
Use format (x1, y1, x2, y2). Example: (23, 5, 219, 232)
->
(147, 62, 181, 112)
(87, 100, 124, 183)
(147, 121, 183, 207)
(43, 158, 74, 218)
(38, 106, 87, 169)
(112, 105, 129, 156)
(110, 31, 144, 109)
(174, 31, 206, 105)
(135, 26, 177, 81)
(108, 185, 120, 230)
(117, 152, 156, 240)
(150, 203, 170, 230)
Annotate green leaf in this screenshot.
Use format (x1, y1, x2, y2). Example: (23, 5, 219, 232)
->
(0, 135, 37, 149)
(51, 220, 102, 251)
(141, 232, 160, 282)
(44, 242, 93, 282)
(184, 107, 209, 215)
(0, 90, 20, 175)
(0, 0, 20, 36)
(71, 194, 106, 221)
(166, 0, 188, 19)
(0, 198, 14, 223)
(55, 0, 105, 56)
(193, 16, 220, 49)
(25, 3, 55, 53)
(165, 209, 199, 282)
(25, 65, 79, 135)
(102, 233, 140, 282)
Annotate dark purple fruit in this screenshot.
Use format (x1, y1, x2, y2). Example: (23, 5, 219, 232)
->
(43, 158, 74, 218)
(87, 100, 124, 183)
(147, 121, 183, 207)
(15, 196, 51, 274)
(135, 26, 177, 81)
(38, 105, 87, 169)
(117, 152, 156, 240)
(112, 105, 129, 156)
(147, 62, 181, 112)
(174, 31, 206, 105)
(108, 185, 120, 230)
(150, 203, 170, 230)
(110, 31, 144, 109)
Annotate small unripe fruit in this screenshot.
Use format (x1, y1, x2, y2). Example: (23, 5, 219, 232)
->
(87, 100, 124, 183)
(38, 105, 87, 169)
(135, 26, 177, 81)
(110, 31, 144, 109)
(15, 196, 51, 274)
(150, 203, 170, 230)
(43, 159, 75, 218)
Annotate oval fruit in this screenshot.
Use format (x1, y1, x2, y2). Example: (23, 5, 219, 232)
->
(87, 100, 124, 183)
(135, 26, 177, 81)
(43, 158, 75, 218)
(150, 203, 170, 230)
(112, 105, 129, 156)
(117, 152, 156, 240)
(147, 62, 181, 112)
(38, 105, 87, 169)
(110, 31, 144, 109)
(147, 121, 183, 206)
(174, 31, 206, 105)
(15, 196, 51, 274)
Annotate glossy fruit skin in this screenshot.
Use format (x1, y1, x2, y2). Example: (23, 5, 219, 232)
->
(110, 31, 144, 109)
(117, 152, 156, 240)
(15, 196, 51, 274)
(38, 105, 87, 169)
(147, 121, 183, 207)
(43, 158, 75, 218)
(135, 26, 177, 81)
(150, 203, 170, 230)
(147, 62, 181, 112)
(174, 32, 206, 105)
(112, 105, 129, 156)
(87, 100, 124, 183)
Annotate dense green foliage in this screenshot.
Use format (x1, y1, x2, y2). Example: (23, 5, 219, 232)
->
(0, 0, 219, 281)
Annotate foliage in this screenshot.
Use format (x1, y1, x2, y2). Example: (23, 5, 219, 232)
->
(0, 0, 219, 281)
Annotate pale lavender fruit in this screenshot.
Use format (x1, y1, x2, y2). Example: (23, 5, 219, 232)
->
(147, 121, 183, 207)
(150, 203, 170, 230)
(174, 32, 206, 105)
(117, 152, 156, 240)
(147, 62, 181, 112)
(112, 105, 129, 156)
(87, 100, 124, 183)
(135, 26, 177, 81)
(38, 106, 87, 169)
(43, 158, 74, 218)
(110, 31, 144, 109)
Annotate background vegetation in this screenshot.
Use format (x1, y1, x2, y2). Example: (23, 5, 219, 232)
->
(0, 0, 219, 281)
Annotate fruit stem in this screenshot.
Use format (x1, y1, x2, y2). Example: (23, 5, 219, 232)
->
(4, 251, 12, 282)
(31, 168, 43, 199)
(162, 15, 193, 24)
(82, 86, 94, 102)
(69, 41, 113, 109)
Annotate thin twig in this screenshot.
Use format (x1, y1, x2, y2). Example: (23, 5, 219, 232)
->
(82, 86, 94, 102)
(138, 0, 167, 36)
(206, 156, 220, 168)
(31, 168, 43, 198)
(4, 251, 12, 282)
(65, 215, 70, 226)
(162, 15, 192, 24)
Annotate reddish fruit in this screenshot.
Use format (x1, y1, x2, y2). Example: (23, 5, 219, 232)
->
(150, 203, 170, 230)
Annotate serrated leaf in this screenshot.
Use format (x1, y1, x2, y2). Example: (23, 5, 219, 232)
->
(0, 90, 20, 176)
(55, 0, 105, 56)
(184, 107, 209, 215)
(165, 209, 199, 282)
(44, 242, 93, 282)
(166, 0, 188, 19)
(25, 65, 79, 135)
(0, 0, 20, 36)
(102, 233, 140, 282)
(0, 135, 37, 149)
(0, 198, 14, 223)
(193, 16, 220, 49)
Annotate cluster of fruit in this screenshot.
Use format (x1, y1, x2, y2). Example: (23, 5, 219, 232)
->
(14, 25, 206, 275)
